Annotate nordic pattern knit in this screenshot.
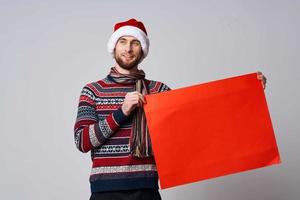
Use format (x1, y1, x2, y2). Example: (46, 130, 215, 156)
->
(74, 75, 170, 192)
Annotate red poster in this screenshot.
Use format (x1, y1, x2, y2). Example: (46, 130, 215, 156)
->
(144, 73, 281, 189)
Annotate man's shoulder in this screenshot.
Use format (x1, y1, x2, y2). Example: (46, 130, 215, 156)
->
(82, 76, 113, 90)
(146, 79, 171, 93)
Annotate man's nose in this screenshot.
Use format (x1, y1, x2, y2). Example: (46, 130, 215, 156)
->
(124, 43, 133, 52)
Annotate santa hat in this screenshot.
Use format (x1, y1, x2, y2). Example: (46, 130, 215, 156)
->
(107, 18, 150, 62)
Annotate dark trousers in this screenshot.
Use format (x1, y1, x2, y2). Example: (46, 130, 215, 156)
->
(90, 189, 162, 200)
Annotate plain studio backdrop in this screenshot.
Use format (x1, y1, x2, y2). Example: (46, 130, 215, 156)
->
(0, 0, 299, 199)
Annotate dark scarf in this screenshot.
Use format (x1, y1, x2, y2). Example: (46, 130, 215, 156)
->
(108, 67, 152, 158)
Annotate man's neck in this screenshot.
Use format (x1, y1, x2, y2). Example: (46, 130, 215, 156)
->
(114, 64, 138, 75)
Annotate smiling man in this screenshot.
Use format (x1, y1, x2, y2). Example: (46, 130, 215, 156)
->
(74, 18, 267, 200)
(74, 19, 170, 200)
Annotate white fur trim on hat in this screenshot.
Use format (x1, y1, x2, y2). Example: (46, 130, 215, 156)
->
(107, 25, 150, 62)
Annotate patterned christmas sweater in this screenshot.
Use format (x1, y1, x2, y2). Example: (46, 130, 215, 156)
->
(74, 74, 170, 192)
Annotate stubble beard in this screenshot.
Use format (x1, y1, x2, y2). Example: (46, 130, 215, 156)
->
(115, 52, 143, 70)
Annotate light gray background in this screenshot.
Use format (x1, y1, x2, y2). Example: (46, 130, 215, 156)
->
(1, 0, 299, 199)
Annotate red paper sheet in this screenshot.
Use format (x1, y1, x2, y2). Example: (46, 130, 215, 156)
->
(144, 73, 281, 189)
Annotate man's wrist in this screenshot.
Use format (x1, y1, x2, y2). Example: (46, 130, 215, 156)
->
(121, 106, 130, 116)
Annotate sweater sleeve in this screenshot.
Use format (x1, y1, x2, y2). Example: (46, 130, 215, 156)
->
(74, 85, 128, 153)
(159, 82, 172, 92)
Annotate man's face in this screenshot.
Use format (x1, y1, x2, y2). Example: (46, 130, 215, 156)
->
(114, 36, 143, 70)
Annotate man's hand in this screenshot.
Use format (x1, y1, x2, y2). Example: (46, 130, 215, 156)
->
(257, 71, 267, 89)
(121, 91, 146, 116)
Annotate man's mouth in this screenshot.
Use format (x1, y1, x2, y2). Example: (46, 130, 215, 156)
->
(122, 54, 134, 60)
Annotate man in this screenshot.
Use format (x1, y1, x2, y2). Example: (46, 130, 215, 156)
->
(74, 18, 169, 200)
(74, 18, 267, 200)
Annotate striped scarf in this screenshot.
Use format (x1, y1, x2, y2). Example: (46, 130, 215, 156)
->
(109, 67, 152, 158)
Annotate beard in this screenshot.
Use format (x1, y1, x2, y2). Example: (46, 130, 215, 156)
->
(115, 51, 143, 70)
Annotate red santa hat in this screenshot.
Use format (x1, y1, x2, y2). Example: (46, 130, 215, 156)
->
(107, 18, 150, 62)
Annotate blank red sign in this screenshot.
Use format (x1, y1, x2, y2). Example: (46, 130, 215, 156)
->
(144, 73, 280, 189)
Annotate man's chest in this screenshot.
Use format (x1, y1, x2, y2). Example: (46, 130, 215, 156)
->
(93, 86, 136, 110)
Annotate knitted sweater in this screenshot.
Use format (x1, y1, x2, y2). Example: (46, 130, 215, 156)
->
(74, 74, 170, 193)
